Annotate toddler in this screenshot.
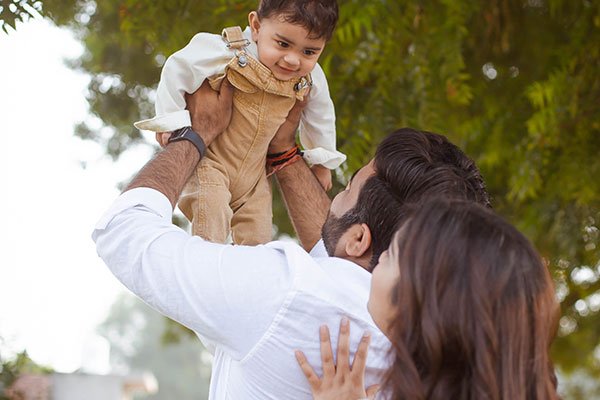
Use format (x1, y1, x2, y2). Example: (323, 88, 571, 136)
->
(135, 0, 345, 245)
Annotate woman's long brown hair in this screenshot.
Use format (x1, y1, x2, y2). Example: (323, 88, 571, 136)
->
(383, 198, 560, 399)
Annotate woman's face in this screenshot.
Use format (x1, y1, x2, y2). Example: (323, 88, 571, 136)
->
(367, 238, 401, 336)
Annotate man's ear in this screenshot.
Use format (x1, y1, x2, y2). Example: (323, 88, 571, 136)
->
(344, 223, 372, 258)
(248, 11, 261, 41)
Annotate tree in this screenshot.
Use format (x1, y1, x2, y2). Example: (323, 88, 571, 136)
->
(0, 346, 52, 400)
(98, 294, 212, 400)
(7, 0, 599, 396)
(0, 0, 41, 33)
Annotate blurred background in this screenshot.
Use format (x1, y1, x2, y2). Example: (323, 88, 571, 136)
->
(0, 0, 598, 398)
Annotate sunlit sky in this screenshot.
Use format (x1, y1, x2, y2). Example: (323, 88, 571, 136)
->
(0, 17, 154, 372)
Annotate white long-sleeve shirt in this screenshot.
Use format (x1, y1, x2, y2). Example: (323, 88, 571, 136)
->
(92, 188, 391, 399)
(135, 27, 346, 169)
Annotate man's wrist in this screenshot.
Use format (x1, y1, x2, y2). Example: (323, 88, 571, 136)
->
(168, 126, 207, 158)
(190, 121, 212, 146)
(268, 140, 297, 155)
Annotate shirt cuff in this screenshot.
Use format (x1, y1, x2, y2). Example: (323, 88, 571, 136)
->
(93, 187, 173, 231)
(134, 110, 192, 132)
(302, 148, 347, 169)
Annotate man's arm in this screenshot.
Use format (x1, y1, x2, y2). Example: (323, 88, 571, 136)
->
(94, 79, 293, 359)
(269, 101, 331, 251)
(126, 80, 234, 207)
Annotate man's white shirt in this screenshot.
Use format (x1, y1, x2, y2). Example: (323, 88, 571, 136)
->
(93, 188, 391, 399)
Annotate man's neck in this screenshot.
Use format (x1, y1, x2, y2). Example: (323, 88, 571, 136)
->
(345, 254, 373, 273)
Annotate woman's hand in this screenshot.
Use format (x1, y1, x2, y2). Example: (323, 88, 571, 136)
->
(295, 318, 379, 400)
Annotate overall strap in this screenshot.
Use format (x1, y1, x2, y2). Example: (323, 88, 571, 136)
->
(294, 74, 313, 93)
(222, 26, 250, 50)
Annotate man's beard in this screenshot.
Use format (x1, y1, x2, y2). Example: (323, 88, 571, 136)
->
(321, 210, 359, 256)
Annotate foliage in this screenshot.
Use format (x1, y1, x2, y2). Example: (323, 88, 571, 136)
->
(12, 0, 600, 396)
(558, 368, 600, 399)
(97, 294, 211, 400)
(0, 0, 41, 33)
(0, 348, 52, 400)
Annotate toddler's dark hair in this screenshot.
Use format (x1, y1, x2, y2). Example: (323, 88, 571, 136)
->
(257, 0, 339, 41)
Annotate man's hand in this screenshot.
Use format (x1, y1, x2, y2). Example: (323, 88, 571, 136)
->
(186, 78, 234, 146)
(268, 98, 307, 154)
(124, 79, 234, 208)
(154, 79, 233, 148)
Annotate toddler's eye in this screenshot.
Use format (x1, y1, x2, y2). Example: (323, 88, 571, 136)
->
(303, 50, 316, 56)
(277, 41, 290, 48)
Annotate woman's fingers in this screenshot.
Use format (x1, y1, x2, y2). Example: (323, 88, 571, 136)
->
(295, 350, 321, 390)
(295, 320, 374, 400)
(351, 331, 371, 374)
(336, 317, 351, 372)
(319, 324, 336, 378)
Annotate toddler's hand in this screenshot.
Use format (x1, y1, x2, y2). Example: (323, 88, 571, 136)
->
(156, 132, 172, 148)
(311, 165, 333, 192)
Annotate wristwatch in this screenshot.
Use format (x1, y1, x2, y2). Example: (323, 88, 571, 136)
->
(167, 126, 207, 158)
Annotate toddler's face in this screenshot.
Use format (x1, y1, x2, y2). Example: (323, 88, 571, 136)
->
(249, 12, 326, 81)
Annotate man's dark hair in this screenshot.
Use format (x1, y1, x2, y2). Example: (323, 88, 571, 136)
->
(335, 128, 491, 269)
(257, 0, 339, 41)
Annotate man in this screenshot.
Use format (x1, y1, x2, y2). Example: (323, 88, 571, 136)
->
(93, 81, 489, 399)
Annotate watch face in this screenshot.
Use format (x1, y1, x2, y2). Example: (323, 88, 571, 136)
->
(170, 126, 191, 141)
(166, 126, 206, 157)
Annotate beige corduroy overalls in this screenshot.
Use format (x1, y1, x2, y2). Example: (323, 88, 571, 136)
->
(178, 26, 311, 245)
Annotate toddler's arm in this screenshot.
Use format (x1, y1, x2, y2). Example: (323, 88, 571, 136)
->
(134, 32, 232, 137)
(299, 64, 346, 172)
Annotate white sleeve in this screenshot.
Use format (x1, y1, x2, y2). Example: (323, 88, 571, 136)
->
(298, 64, 346, 169)
(92, 188, 294, 360)
(134, 32, 232, 132)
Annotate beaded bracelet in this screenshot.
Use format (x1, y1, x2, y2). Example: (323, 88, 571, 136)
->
(267, 145, 303, 164)
(267, 154, 303, 177)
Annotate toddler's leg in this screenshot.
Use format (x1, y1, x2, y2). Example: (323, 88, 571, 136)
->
(178, 164, 233, 243)
(230, 174, 273, 245)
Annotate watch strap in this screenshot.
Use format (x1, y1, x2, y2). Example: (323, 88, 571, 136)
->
(168, 126, 207, 158)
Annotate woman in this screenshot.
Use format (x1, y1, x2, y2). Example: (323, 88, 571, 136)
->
(296, 198, 560, 399)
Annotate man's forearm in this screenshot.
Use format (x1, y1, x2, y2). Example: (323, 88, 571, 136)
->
(125, 141, 199, 209)
(123, 79, 233, 207)
(275, 159, 331, 251)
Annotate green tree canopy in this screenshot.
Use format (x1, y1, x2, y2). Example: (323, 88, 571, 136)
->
(5, 0, 599, 396)
(0, 0, 41, 33)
